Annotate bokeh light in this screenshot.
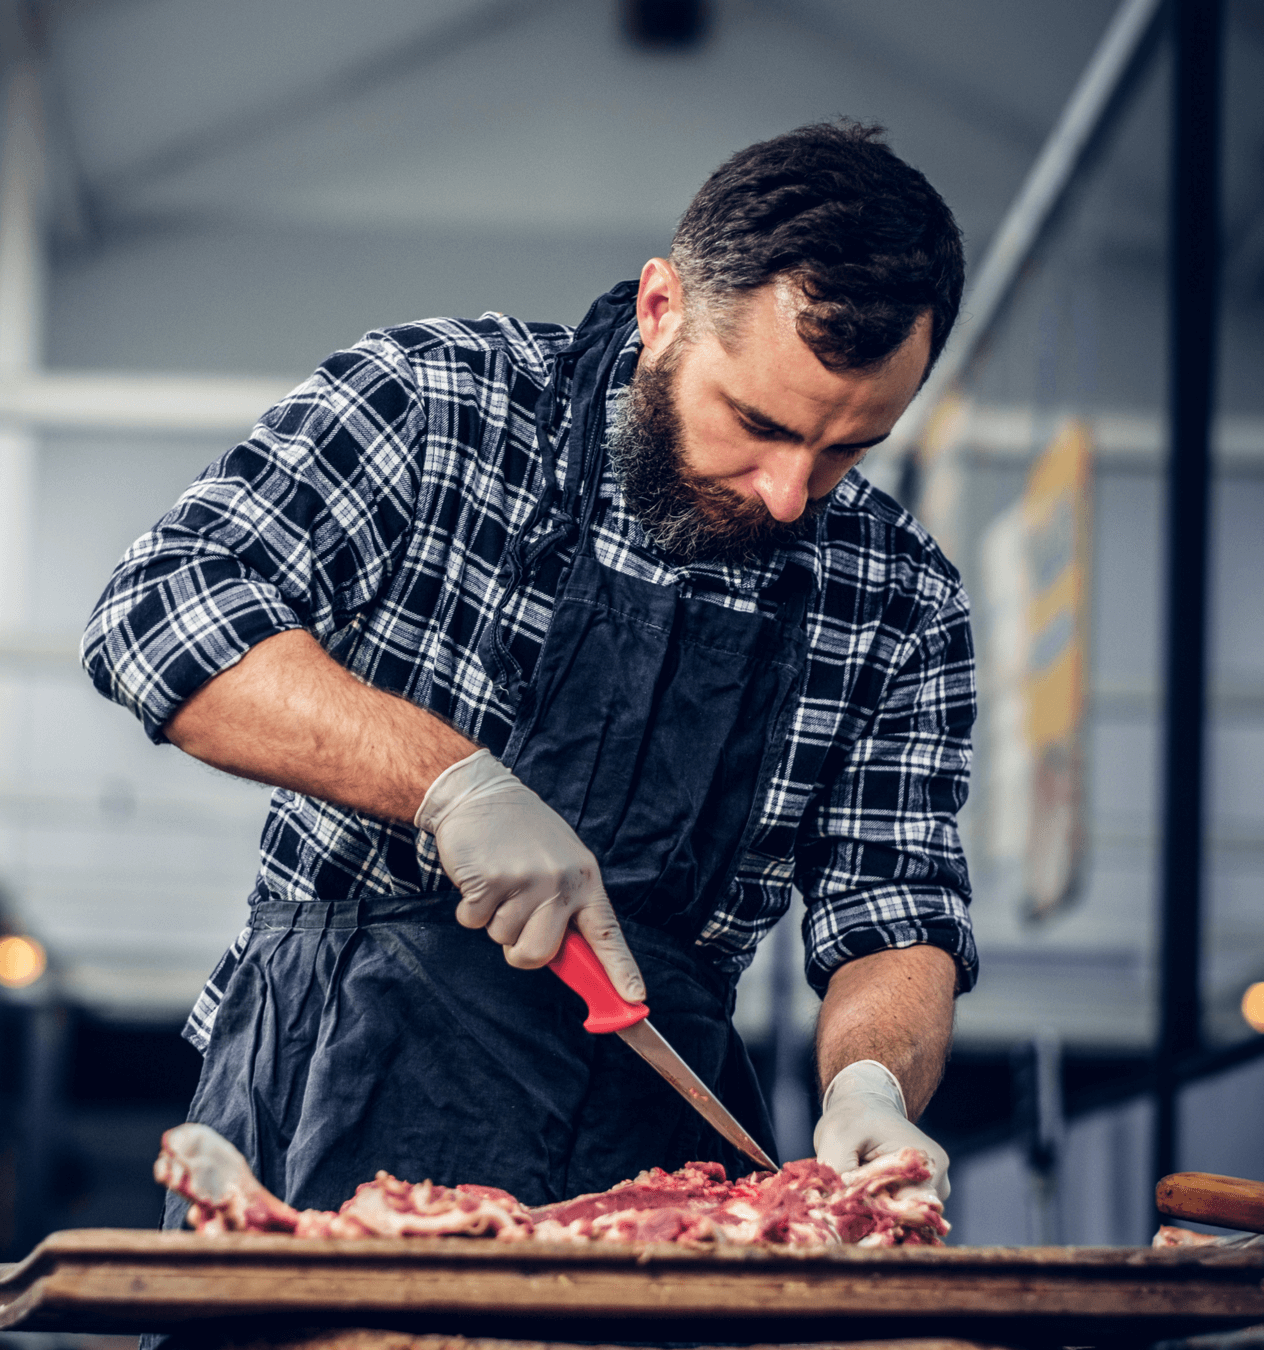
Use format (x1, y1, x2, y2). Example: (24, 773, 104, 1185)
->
(0, 934, 46, 989)
(1242, 983, 1264, 1034)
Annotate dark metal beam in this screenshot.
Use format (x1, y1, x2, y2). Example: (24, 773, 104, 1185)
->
(1154, 0, 1223, 1188)
(889, 0, 1166, 470)
(948, 1033, 1264, 1165)
(15, 1001, 69, 1255)
(773, 0, 1054, 157)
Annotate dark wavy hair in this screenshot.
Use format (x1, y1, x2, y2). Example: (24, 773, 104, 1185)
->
(671, 120, 965, 375)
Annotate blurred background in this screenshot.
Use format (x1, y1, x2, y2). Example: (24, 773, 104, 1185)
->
(0, 0, 1260, 1263)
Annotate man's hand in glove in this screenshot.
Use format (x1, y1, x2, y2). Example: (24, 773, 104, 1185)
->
(415, 748, 645, 1003)
(813, 1060, 951, 1199)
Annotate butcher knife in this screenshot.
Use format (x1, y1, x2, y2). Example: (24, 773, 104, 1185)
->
(547, 930, 778, 1174)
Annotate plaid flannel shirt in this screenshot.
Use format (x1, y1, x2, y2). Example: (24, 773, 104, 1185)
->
(82, 310, 978, 1053)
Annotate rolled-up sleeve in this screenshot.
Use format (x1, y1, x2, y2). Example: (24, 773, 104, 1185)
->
(81, 335, 427, 742)
(796, 582, 978, 995)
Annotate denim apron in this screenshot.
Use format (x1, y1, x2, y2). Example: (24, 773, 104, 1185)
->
(166, 284, 812, 1227)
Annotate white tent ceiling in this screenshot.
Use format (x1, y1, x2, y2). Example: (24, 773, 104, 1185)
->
(30, 0, 1125, 361)
(40, 0, 1114, 243)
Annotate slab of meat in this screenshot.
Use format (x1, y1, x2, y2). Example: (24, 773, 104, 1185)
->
(156, 1126, 535, 1241)
(1153, 1224, 1264, 1250)
(531, 1153, 946, 1246)
(155, 1124, 946, 1248)
(1153, 1224, 1223, 1248)
(154, 1121, 307, 1235)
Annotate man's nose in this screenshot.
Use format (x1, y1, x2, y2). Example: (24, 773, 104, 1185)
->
(752, 450, 813, 522)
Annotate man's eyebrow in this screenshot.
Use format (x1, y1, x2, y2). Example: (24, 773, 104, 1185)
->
(727, 395, 804, 442)
(726, 395, 891, 452)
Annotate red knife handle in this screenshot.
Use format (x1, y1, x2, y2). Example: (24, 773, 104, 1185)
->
(547, 931, 649, 1034)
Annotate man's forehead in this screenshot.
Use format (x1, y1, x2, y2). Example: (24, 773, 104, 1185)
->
(771, 275, 810, 325)
(677, 293, 932, 447)
(694, 278, 931, 383)
(694, 277, 804, 356)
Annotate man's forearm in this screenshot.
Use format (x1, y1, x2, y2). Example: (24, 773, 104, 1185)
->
(165, 629, 477, 823)
(815, 945, 956, 1121)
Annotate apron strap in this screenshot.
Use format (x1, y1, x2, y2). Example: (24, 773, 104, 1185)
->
(477, 281, 639, 702)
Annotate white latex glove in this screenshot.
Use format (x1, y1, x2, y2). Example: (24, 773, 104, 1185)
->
(813, 1059, 951, 1200)
(415, 748, 645, 1002)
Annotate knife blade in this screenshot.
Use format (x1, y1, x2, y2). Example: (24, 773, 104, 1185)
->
(547, 930, 779, 1174)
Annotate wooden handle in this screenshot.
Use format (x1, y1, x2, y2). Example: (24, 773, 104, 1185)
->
(1156, 1172, 1264, 1234)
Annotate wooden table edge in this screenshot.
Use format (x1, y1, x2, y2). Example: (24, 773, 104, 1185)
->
(3, 1231, 1263, 1335)
(7, 1230, 1264, 1272)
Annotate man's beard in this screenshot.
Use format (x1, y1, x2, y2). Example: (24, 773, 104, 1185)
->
(606, 344, 828, 567)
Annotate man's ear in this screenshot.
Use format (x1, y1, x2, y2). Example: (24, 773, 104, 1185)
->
(636, 257, 685, 359)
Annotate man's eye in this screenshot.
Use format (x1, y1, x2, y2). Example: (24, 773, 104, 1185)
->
(738, 417, 777, 439)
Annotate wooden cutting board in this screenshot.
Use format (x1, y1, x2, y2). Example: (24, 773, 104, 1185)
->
(2, 1229, 1263, 1345)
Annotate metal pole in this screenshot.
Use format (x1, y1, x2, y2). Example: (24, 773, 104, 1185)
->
(15, 1001, 68, 1254)
(0, 60, 43, 636)
(1154, 0, 1222, 1188)
(882, 0, 1166, 470)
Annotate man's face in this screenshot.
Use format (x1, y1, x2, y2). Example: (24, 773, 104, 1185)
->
(612, 273, 932, 565)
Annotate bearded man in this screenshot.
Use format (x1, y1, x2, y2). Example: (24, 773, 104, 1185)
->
(83, 119, 977, 1219)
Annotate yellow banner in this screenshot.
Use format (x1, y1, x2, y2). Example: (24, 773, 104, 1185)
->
(1021, 420, 1092, 918)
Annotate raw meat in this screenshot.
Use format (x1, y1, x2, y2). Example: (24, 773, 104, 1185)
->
(1152, 1225, 1264, 1251)
(156, 1125, 535, 1242)
(531, 1152, 947, 1246)
(154, 1121, 306, 1235)
(155, 1124, 946, 1248)
(1153, 1224, 1223, 1248)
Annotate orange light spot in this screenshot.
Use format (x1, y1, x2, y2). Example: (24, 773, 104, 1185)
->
(1242, 982, 1264, 1034)
(0, 935, 46, 987)
(0, 934, 46, 988)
